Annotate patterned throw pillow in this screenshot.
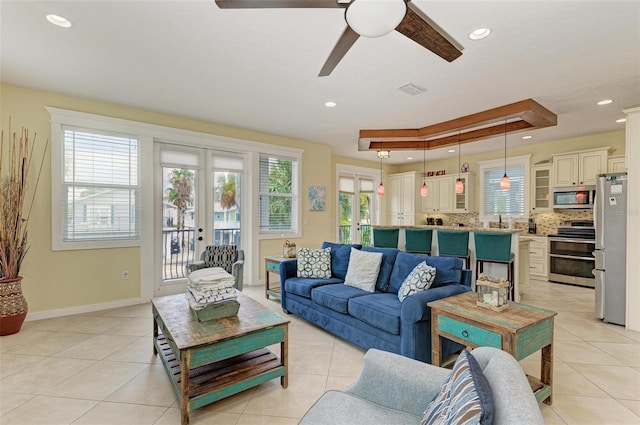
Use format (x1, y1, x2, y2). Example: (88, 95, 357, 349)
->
(420, 350, 494, 425)
(204, 245, 238, 273)
(343, 248, 383, 292)
(397, 261, 436, 302)
(297, 247, 332, 278)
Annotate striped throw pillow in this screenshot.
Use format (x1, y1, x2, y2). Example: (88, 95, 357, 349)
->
(420, 350, 494, 425)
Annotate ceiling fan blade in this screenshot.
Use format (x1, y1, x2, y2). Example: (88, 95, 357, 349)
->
(395, 6, 462, 62)
(319, 26, 360, 77)
(215, 0, 346, 9)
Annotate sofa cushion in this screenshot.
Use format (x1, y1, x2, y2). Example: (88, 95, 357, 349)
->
(397, 261, 436, 302)
(348, 293, 402, 335)
(311, 284, 370, 314)
(321, 242, 362, 280)
(344, 248, 383, 293)
(285, 277, 343, 299)
(361, 247, 399, 292)
(388, 252, 462, 294)
(420, 350, 494, 425)
(297, 247, 332, 278)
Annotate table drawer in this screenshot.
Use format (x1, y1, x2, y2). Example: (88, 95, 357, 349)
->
(438, 316, 502, 348)
(266, 261, 280, 273)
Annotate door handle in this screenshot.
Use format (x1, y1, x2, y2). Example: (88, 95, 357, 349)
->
(198, 228, 203, 233)
(198, 236, 203, 241)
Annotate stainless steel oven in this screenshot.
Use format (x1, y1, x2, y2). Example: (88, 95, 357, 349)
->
(548, 221, 595, 287)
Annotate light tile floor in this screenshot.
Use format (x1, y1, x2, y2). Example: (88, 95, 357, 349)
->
(1, 281, 639, 424)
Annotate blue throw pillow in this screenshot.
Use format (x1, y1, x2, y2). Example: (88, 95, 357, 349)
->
(420, 350, 494, 425)
(388, 252, 462, 293)
(321, 242, 362, 280)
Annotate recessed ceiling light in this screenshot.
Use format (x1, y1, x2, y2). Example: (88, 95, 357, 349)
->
(324, 101, 337, 108)
(469, 27, 491, 40)
(46, 14, 72, 28)
(407, 157, 413, 160)
(448, 149, 455, 153)
(522, 135, 533, 140)
(616, 118, 627, 123)
(596, 99, 613, 106)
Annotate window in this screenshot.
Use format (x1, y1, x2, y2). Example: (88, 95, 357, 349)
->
(478, 155, 530, 219)
(61, 126, 140, 242)
(259, 154, 299, 234)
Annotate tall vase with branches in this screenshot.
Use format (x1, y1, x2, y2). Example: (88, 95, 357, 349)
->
(0, 120, 48, 335)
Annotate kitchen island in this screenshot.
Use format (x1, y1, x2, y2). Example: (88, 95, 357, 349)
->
(373, 225, 530, 301)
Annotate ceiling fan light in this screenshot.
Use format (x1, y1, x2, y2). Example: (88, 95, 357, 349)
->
(500, 174, 510, 190)
(345, 0, 407, 38)
(455, 179, 464, 194)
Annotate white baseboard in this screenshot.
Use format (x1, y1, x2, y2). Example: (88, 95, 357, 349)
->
(25, 297, 150, 321)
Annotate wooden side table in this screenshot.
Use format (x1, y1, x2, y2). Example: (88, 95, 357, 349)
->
(428, 292, 557, 405)
(264, 255, 291, 300)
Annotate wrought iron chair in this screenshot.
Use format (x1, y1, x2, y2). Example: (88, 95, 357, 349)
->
(186, 245, 244, 290)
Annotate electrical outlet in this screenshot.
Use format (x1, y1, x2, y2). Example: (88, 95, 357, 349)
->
(122, 271, 129, 280)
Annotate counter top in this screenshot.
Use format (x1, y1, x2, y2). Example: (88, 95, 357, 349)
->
(372, 225, 522, 234)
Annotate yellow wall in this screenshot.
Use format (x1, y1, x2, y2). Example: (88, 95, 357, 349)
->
(1, 83, 349, 313)
(1, 82, 625, 315)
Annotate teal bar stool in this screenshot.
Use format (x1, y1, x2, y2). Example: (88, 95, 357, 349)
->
(437, 230, 470, 269)
(405, 229, 433, 255)
(474, 232, 515, 300)
(373, 228, 399, 248)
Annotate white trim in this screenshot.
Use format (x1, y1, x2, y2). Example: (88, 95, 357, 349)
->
(335, 163, 380, 242)
(25, 297, 149, 321)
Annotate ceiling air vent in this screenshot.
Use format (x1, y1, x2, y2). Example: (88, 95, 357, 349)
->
(396, 82, 427, 96)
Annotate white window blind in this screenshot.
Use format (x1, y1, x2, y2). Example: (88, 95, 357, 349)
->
(259, 154, 298, 233)
(62, 126, 140, 241)
(482, 165, 526, 217)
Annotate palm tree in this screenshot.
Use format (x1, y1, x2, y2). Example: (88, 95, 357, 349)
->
(166, 169, 194, 250)
(217, 173, 237, 211)
(267, 160, 292, 228)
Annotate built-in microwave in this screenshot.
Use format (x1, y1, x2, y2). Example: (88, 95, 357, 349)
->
(552, 186, 596, 209)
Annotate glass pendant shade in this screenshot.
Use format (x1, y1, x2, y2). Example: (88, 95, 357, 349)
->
(420, 182, 428, 197)
(455, 178, 464, 194)
(378, 182, 385, 196)
(345, 0, 407, 38)
(500, 174, 510, 190)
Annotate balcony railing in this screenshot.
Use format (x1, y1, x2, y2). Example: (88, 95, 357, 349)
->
(162, 228, 240, 281)
(338, 224, 372, 246)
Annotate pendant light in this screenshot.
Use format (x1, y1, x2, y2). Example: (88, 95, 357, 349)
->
(500, 119, 510, 190)
(420, 141, 428, 197)
(377, 151, 386, 196)
(455, 131, 464, 194)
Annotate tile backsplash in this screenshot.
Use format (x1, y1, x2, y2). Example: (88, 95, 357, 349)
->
(420, 210, 593, 236)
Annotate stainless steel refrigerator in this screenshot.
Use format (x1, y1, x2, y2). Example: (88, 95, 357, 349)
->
(594, 172, 628, 326)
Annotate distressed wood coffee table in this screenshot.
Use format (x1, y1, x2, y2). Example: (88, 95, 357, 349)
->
(152, 292, 289, 425)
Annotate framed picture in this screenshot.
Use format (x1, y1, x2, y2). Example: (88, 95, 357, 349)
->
(308, 186, 326, 211)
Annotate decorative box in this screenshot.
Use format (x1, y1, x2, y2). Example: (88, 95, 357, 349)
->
(191, 300, 240, 322)
(283, 240, 297, 258)
(476, 274, 510, 311)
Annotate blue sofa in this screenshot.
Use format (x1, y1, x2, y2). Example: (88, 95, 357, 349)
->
(279, 242, 472, 363)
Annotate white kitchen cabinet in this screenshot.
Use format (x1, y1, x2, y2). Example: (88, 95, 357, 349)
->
(388, 172, 417, 225)
(528, 236, 548, 281)
(608, 155, 626, 173)
(553, 148, 608, 186)
(453, 174, 475, 213)
(421, 175, 453, 213)
(530, 164, 553, 213)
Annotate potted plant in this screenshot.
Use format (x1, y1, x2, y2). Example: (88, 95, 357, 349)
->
(0, 121, 47, 335)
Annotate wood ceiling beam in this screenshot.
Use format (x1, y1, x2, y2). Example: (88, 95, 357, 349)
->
(359, 98, 557, 152)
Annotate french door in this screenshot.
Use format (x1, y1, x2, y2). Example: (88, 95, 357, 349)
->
(337, 173, 376, 246)
(155, 143, 246, 296)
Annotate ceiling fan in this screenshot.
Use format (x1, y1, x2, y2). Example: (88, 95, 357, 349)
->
(215, 0, 463, 76)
